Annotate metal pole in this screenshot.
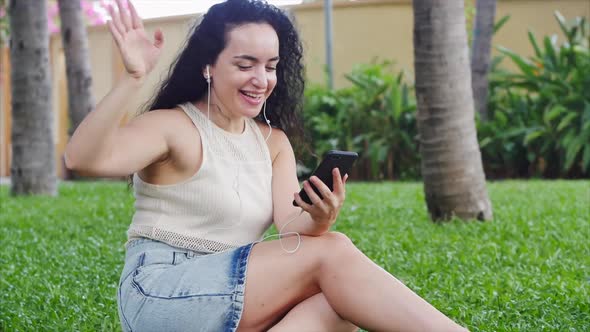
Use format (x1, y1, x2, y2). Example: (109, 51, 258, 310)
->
(324, 0, 334, 89)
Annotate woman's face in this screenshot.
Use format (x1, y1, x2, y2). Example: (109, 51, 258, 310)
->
(209, 23, 279, 119)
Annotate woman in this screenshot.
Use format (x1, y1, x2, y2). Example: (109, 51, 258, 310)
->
(65, 0, 469, 331)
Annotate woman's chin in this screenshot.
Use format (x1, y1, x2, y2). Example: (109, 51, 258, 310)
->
(236, 102, 263, 118)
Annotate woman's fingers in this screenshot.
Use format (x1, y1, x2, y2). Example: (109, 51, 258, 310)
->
(331, 168, 346, 199)
(116, 0, 132, 31)
(303, 180, 325, 207)
(107, 20, 123, 47)
(293, 192, 312, 211)
(127, 0, 144, 29)
(106, 4, 126, 36)
(308, 177, 342, 216)
(308, 176, 333, 201)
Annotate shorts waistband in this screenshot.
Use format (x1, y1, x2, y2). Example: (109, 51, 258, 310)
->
(125, 237, 208, 258)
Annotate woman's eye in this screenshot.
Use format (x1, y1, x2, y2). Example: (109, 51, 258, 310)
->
(238, 65, 252, 70)
(266, 67, 276, 72)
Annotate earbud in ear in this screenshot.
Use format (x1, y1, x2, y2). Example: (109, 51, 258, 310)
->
(204, 65, 211, 82)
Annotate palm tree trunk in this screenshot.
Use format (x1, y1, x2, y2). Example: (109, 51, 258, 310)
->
(57, 0, 94, 135)
(8, 0, 57, 196)
(471, 0, 496, 121)
(412, 0, 492, 221)
(57, 0, 95, 180)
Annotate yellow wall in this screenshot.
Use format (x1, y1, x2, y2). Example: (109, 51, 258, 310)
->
(293, 0, 590, 87)
(293, 0, 416, 87)
(1, 0, 588, 177)
(78, 0, 589, 101)
(0, 47, 10, 177)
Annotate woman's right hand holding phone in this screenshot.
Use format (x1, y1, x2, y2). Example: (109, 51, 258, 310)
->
(105, 0, 164, 82)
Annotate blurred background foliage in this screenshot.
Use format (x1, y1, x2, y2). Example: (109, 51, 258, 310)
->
(300, 12, 589, 180)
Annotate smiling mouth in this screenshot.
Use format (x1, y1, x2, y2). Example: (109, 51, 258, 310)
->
(240, 90, 264, 100)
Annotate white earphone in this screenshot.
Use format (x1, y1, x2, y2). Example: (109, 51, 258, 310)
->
(205, 65, 211, 82)
(262, 100, 272, 141)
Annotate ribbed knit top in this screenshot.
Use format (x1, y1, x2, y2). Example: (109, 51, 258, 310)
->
(127, 102, 273, 253)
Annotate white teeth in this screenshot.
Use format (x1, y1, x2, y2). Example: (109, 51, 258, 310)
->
(242, 91, 261, 99)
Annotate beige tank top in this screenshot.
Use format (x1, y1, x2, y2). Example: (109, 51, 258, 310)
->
(127, 102, 273, 252)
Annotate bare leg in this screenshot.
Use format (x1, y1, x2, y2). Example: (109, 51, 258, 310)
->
(268, 293, 357, 332)
(237, 232, 468, 332)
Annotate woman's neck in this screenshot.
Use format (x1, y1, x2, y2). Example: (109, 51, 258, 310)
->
(195, 100, 246, 135)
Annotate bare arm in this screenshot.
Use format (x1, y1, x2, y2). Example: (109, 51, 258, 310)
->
(64, 0, 166, 176)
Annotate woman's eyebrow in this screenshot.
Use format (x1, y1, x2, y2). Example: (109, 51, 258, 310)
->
(233, 55, 280, 62)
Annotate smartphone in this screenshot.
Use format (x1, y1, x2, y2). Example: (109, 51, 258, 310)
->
(293, 150, 358, 206)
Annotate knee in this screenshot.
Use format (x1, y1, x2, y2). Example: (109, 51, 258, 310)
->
(317, 231, 357, 261)
(322, 231, 353, 246)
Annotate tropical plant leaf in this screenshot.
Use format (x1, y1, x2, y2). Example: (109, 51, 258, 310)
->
(494, 14, 511, 34)
(499, 127, 529, 139)
(564, 137, 583, 170)
(544, 106, 567, 124)
(524, 130, 545, 145)
(498, 46, 537, 77)
(557, 113, 578, 132)
(528, 31, 542, 58)
(554, 11, 569, 38)
(494, 109, 509, 126)
(480, 137, 493, 148)
(543, 36, 558, 69)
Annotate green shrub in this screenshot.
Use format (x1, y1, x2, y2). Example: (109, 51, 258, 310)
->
(481, 13, 590, 178)
(302, 13, 589, 180)
(302, 61, 420, 180)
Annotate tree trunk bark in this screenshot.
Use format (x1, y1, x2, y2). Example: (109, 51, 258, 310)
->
(57, 0, 94, 135)
(471, 0, 496, 121)
(8, 0, 57, 196)
(412, 0, 492, 221)
(57, 0, 95, 180)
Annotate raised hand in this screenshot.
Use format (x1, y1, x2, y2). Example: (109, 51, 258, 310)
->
(105, 0, 164, 81)
(293, 168, 349, 226)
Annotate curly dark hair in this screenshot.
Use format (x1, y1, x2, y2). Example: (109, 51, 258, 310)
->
(142, 0, 305, 139)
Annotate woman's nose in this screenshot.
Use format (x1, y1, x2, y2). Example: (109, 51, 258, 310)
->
(251, 67, 268, 89)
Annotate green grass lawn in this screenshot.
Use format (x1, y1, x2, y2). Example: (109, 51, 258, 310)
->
(1, 180, 589, 331)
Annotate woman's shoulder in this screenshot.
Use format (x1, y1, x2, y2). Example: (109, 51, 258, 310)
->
(133, 107, 196, 132)
(253, 120, 292, 163)
(130, 107, 202, 154)
(253, 120, 290, 143)
(144, 106, 188, 119)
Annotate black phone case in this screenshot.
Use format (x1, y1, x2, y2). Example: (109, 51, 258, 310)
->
(293, 150, 358, 206)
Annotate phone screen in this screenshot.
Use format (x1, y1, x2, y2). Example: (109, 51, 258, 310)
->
(293, 150, 358, 206)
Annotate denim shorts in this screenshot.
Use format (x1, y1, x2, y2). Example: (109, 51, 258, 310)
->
(117, 238, 254, 332)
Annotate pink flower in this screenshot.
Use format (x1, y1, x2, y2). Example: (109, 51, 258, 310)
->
(91, 16, 107, 26)
(48, 21, 60, 35)
(85, 7, 96, 17)
(81, 1, 93, 11)
(87, 1, 109, 26)
(0, 8, 6, 18)
(82, 1, 96, 16)
(48, 2, 59, 18)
